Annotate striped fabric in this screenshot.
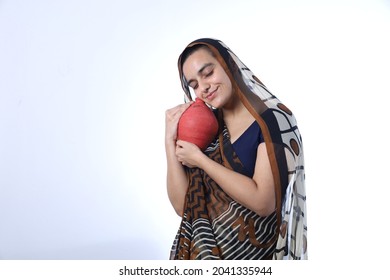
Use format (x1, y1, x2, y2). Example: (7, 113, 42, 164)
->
(171, 127, 278, 259)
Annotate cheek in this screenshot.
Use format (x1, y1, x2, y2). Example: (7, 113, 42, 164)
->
(222, 77, 233, 95)
(218, 71, 232, 89)
(225, 75, 233, 89)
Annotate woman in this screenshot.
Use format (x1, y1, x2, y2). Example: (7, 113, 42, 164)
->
(165, 38, 307, 260)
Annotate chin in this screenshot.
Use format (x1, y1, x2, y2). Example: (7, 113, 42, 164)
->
(210, 98, 225, 109)
(206, 101, 220, 109)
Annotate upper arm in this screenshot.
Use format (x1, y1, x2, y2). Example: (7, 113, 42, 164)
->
(252, 143, 276, 214)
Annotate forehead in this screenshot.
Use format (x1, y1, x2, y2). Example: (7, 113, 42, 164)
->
(182, 48, 218, 78)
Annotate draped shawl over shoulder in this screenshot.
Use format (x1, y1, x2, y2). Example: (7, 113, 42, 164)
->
(171, 38, 307, 260)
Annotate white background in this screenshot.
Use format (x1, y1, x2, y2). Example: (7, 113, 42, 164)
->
(1, 0, 389, 271)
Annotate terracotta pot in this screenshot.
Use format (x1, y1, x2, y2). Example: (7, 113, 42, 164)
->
(177, 98, 218, 151)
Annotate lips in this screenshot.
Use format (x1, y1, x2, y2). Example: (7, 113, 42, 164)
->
(204, 87, 218, 101)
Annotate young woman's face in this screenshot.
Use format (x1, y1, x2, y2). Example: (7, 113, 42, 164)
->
(182, 48, 233, 108)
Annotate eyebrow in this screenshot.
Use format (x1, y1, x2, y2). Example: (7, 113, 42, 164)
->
(186, 62, 214, 86)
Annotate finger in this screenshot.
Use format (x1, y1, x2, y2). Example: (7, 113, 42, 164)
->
(167, 104, 190, 121)
(177, 139, 192, 145)
(177, 103, 191, 114)
(166, 102, 190, 116)
(176, 141, 183, 149)
(176, 140, 183, 146)
(180, 101, 194, 110)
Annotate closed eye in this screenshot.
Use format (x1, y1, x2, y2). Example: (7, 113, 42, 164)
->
(186, 63, 214, 90)
(189, 82, 198, 89)
(205, 70, 213, 77)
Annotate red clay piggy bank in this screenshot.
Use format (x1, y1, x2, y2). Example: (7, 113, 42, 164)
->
(177, 98, 218, 151)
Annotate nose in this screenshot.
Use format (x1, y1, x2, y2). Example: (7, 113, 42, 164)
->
(199, 80, 210, 93)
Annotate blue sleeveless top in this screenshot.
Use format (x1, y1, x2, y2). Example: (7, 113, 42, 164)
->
(231, 121, 264, 178)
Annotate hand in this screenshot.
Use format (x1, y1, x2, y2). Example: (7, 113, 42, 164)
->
(165, 102, 193, 142)
(175, 140, 204, 168)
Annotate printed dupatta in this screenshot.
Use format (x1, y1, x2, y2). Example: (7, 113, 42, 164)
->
(172, 38, 307, 260)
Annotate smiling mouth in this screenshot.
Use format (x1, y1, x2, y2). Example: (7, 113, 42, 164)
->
(205, 88, 217, 100)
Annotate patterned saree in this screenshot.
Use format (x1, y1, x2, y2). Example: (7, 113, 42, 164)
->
(170, 38, 307, 260)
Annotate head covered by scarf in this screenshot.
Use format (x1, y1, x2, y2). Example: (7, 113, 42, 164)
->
(175, 38, 307, 260)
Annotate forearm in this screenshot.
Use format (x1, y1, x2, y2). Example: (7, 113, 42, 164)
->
(196, 153, 275, 216)
(166, 140, 188, 216)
